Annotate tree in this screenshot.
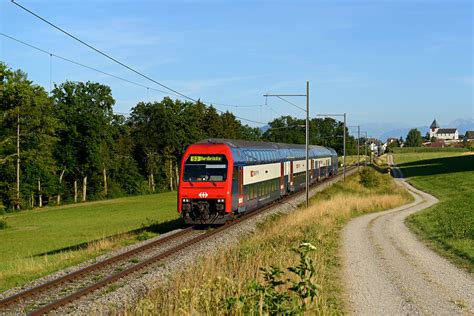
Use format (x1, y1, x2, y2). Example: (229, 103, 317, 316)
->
(262, 116, 356, 155)
(0, 62, 58, 210)
(52, 81, 116, 202)
(405, 128, 423, 147)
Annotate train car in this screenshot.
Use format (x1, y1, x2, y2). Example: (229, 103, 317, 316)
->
(178, 139, 338, 225)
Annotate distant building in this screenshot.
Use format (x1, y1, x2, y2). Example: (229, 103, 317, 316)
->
(429, 119, 459, 140)
(465, 131, 474, 140)
(429, 140, 446, 148)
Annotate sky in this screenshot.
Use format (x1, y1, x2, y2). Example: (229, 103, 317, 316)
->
(1, 0, 473, 135)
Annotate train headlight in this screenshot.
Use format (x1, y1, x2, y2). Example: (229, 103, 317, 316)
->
(182, 198, 190, 203)
(217, 199, 225, 203)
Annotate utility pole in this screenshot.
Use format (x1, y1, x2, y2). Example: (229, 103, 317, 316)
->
(16, 112, 20, 210)
(357, 125, 360, 170)
(343, 113, 346, 181)
(305, 81, 309, 208)
(264, 82, 309, 208)
(365, 131, 368, 166)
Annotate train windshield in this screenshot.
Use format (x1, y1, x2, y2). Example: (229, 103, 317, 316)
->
(183, 155, 228, 182)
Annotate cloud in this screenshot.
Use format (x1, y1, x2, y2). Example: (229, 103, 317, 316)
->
(448, 76, 474, 86)
(169, 75, 262, 95)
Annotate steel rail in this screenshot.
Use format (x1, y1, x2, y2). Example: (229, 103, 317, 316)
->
(4, 165, 358, 315)
(0, 226, 195, 308)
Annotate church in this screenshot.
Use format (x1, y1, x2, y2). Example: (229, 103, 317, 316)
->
(429, 119, 459, 140)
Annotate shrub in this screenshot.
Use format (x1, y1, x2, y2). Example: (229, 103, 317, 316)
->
(0, 219, 8, 230)
(359, 168, 380, 188)
(226, 243, 319, 314)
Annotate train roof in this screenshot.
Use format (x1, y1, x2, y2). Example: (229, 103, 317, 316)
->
(197, 138, 337, 164)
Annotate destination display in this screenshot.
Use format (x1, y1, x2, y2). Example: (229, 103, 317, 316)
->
(188, 155, 226, 163)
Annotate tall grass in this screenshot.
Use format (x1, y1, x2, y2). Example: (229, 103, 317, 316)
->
(129, 170, 412, 315)
(390, 147, 467, 153)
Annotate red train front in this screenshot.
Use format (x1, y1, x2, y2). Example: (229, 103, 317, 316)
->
(178, 143, 234, 224)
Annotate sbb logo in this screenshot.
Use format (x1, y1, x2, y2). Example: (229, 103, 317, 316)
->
(198, 192, 208, 198)
(250, 170, 260, 177)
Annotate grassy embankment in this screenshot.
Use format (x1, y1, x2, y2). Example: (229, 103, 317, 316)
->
(0, 193, 179, 293)
(338, 155, 368, 166)
(130, 169, 412, 315)
(393, 152, 474, 271)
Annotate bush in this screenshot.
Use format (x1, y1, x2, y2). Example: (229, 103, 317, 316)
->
(0, 219, 8, 230)
(359, 168, 380, 188)
(226, 243, 319, 314)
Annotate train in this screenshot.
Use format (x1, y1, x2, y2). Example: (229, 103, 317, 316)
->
(177, 138, 338, 225)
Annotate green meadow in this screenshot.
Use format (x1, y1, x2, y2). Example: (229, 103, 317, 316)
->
(0, 192, 179, 292)
(393, 152, 474, 271)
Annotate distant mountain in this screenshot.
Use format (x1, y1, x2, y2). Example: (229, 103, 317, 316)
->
(259, 124, 270, 133)
(376, 119, 473, 142)
(447, 119, 474, 134)
(260, 118, 473, 141)
(379, 126, 429, 142)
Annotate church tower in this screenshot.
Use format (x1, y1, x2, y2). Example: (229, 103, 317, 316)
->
(429, 119, 439, 139)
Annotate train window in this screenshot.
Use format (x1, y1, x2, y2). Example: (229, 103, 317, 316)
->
(184, 155, 227, 182)
(233, 166, 238, 181)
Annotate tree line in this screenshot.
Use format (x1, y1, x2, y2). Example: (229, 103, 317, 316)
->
(0, 63, 356, 211)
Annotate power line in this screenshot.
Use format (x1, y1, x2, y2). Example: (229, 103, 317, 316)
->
(1, 32, 266, 124)
(11, 0, 194, 102)
(276, 96, 306, 112)
(10, 0, 267, 125)
(0, 33, 176, 97)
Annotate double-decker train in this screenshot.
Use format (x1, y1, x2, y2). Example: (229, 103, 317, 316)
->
(178, 139, 338, 225)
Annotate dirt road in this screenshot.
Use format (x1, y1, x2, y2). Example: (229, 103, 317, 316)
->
(342, 156, 473, 315)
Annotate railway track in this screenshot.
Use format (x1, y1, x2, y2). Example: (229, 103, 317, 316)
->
(0, 165, 358, 315)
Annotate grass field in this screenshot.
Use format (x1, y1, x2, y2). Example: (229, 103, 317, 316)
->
(338, 155, 369, 166)
(0, 192, 179, 292)
(393, 152, 474, 271)
(130, 169, 412, 315)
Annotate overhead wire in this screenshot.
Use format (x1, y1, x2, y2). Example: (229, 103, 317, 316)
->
(2, 32, 267, 123)
(10, 0, 267, 125)
(0, 33, 176, 97)
(276, 96, 306, 112)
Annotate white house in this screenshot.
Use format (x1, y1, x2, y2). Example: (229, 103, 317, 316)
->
(429, 119, 459, 140)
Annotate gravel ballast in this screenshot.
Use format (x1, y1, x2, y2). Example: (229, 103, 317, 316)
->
(59, 169, 357, 314)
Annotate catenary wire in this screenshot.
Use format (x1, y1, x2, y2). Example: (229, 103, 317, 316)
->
(10, 0, 267, 125)
(1, 32, 266, 124)
(276, 96, 306, 112)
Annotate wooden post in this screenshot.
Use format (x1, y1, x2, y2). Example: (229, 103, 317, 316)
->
(103, 166, 108, 197)
(175, 164, 179, 189)
(82, 176, 87, 202)
(57, 169, 65, 205)
(16, 113, 20, 210)
(74, 180, 78, 203)
(38, 178, 42, 207)
(169, 160, 173, 191)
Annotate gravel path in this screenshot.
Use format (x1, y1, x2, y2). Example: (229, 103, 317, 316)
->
(342, 155, 473, 315)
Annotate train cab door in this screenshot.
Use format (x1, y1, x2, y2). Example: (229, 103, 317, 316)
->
(310, 160, 314, 182)
(280, 162, 285, 195)
(318, 160, 321, 181)
(237, 166, 245, 213)
(290, 161, 294, 191)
